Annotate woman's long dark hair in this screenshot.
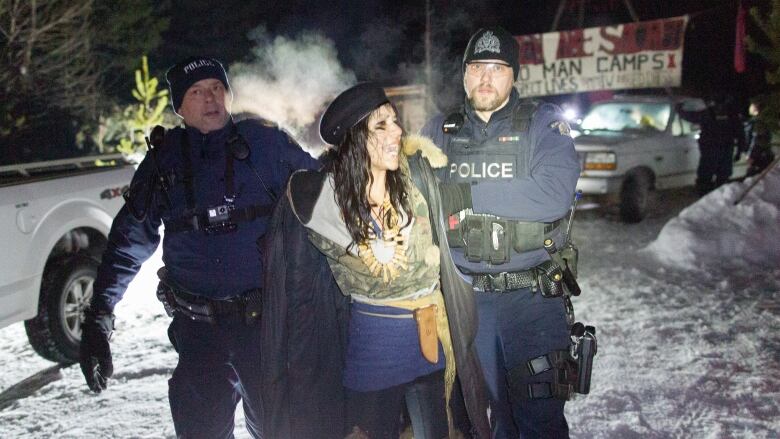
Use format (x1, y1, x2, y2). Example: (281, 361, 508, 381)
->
(326, 104, 412, 246)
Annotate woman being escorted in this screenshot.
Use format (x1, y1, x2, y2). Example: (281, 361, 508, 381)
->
(261, 83, 489, 439)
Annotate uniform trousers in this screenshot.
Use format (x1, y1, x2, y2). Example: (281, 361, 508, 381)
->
(697, 142, 734, 193)
(167, 312, 263, 439)
(474, 287, 570, 439)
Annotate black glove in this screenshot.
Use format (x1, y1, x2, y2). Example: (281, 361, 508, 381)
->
(79, 309, 115, 393)
(439, 182, 472, 216)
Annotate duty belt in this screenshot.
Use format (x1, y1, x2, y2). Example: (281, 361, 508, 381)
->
(544, 219, 562, 234)
(156, 267, 261, 324)
(472, 259, 566, 294)
(472, 269, 537, 292)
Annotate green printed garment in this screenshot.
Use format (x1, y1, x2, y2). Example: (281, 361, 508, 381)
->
(303, 174, 440, 301)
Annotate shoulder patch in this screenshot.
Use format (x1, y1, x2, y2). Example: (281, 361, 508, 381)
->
(549, 120, 571, 137)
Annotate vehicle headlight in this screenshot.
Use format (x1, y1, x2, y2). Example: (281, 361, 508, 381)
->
(583, 152, 617, 170)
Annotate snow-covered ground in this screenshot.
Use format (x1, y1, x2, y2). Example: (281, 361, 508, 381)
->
(1, 166, 778, 438)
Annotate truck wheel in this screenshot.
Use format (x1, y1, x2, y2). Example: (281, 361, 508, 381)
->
(24, 255, 98, 364)
(619, 171, 652, 223)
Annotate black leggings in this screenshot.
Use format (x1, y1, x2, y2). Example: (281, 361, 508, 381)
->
(346, 370, 447, 439)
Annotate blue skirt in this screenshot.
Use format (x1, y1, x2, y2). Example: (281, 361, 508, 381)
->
(343, 301, 445, 392)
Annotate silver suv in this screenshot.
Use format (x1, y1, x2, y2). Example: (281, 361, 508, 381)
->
(572, 95, 746, 222)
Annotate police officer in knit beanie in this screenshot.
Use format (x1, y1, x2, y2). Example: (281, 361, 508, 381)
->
(166, 56, 231, 114)
(80, 52, 321, 439)
(463, 27, 520, 81)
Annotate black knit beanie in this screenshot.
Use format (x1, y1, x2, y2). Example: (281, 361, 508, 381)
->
(463, 27, 520, 81)
(166, 56, 230, 113)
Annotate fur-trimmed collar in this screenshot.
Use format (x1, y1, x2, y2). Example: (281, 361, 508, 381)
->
(402, 134, 447, 168)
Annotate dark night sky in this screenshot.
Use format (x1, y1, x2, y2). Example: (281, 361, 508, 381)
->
(6, 0, 770, 164)
(151, 0, 767, 108)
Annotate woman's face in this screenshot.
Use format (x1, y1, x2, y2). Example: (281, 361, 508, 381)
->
(366, 103, 403, 174)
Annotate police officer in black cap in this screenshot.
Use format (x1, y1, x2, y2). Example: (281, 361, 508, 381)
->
(422, 27, 581, 438)
(78, 56, 318, 438)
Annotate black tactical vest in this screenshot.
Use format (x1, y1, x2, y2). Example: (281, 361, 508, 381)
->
(440, 100, 561, 265)
(443, 101, 538, 185)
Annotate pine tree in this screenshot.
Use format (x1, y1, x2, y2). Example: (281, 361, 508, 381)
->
(116, 55, 169, 161)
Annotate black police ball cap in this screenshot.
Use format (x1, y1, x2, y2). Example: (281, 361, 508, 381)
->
(320, 82, 389, 145)
(166, 56, 231, 113)
(463, 27, 520, 81)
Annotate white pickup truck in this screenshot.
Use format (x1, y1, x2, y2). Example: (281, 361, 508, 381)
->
(0, 155, 134, 363)
(572, 95, 748, 222)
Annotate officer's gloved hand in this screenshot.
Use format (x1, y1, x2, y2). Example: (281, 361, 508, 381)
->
(439, 182, 472, 216)
(79, 309, 115, 393)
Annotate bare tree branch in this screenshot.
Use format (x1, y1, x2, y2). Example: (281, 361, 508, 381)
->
(1, 0, 102, 123)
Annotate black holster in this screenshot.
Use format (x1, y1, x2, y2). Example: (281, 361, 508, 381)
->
(536, 260, 565, 298)
(156, 280, 217, 324)
(155, 267, 261, 325)
(506, 322, 597, 400)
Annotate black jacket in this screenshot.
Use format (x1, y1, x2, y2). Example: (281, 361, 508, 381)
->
(260, 140, 490, 439)
(260, 169, 349, 439)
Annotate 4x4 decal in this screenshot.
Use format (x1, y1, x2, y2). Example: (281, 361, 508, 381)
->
(100, 185, 130, 200)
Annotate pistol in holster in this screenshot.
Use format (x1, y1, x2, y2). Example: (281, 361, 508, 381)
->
(505, 321, 597, 400)
(570, 322, 597, 394)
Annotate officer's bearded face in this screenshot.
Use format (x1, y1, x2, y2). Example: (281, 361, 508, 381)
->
(178, 78, 232, 134)
(365, 104, 403, 176)
(464, 60, 514, 116)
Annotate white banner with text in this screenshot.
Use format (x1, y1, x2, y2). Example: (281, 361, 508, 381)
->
(514, 15, 688, 97)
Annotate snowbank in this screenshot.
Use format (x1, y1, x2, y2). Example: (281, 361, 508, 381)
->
(645, 165, 780, 271)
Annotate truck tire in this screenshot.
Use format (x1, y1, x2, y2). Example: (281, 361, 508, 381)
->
(24, 255, 98, 364)
(619, 171, 652, 223)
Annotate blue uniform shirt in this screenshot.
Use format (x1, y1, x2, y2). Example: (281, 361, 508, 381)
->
(92, 119, 319, 312)
(421, 89, 581, 272)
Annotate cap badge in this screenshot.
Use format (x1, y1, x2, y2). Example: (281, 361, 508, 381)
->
(549, 121, 572, 137)
(474, 31, 501, 54)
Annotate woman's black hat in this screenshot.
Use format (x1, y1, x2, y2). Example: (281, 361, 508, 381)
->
(320, 82, 389, 145)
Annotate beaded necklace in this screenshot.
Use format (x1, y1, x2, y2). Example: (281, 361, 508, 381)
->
(357, 194, 409, 283)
